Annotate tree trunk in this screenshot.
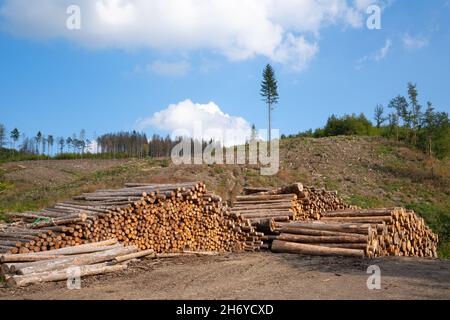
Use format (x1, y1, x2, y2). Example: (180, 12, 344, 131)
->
(7, 262, 128, 287)
(277, 233, 367, 244)
(268, 102, 272, 155)
(271, 240, 365, 257)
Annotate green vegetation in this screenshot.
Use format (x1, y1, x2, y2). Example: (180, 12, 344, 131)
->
(345, 194, 386, 209)
(0, 149, 134, 163)
(212, 166, 225, 175)
(160, 158, 170, 168)
(286, 82, 450, 160)
(260, 64, 279, 143)
(374, 144, 394, 156)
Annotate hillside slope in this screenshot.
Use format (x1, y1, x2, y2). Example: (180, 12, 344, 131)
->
(0, 136, 449, 257)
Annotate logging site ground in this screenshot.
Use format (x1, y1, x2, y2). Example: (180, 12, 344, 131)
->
(1, 253, 449, 300)
(0, 136, 449, 299)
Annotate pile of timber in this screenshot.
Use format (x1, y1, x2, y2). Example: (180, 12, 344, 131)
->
(1, 182, 261, 254)
(243, 183, 355, 221)
(297, 187, 356, 220)
(0, 239, 153, 287)
(321, 208, 439, 258)
(271, 221, 377, 258)
(231, 193, 301, 224)
(0, 239, 224, 287)
(269, 208, 439, 258)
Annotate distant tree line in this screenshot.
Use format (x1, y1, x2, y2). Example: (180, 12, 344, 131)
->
(284, 83, 449, 160)
(0, 124, 216, 162)
(96, 131, 183, 158)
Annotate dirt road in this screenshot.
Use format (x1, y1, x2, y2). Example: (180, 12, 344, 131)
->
(1, 253, 449, 300)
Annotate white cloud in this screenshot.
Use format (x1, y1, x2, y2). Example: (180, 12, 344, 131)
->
(271, 34, 319, 72)
(136, 60, 191, 77)
(86, 139, 99, 153)
(0, 0, 374, 72)
(356, 38, 391, 68)
(135, 100, 253, 147)
(403, 33, 429, 50)
(374, 38, 392, 61)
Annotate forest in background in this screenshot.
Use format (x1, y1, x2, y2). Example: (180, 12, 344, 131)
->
(1, 83, 449, 163)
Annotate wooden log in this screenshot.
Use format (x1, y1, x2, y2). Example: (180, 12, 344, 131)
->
(236, 194, 296, 202)
(250, 216, 290, 223)
(321, 209, 395, 217)
(243, 187, 271, 195)
(277, 226, 368, 237)
(240, 211, 294, 218)
(255, 183, 304, 196)
(0, 240, 22, 247)
(15, 246, 137, 275)
(275, 222, 372, 234)
(320, 216, 393, 224)
(253, 218, 276, 234)
(27, 214, 88, 229)
(312, 243, 368, 250)
(271, 240, 365, 257)
(277, 233, 367, 244)
(114, 249, 155, 263)
(7, 262, 128, 287)
(0, 239, 118, 262)
(231, 204, 293, 211)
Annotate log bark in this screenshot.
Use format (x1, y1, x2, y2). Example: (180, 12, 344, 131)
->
(271, 240, 365, 257)
(15, 246, 136, 275)
(7, 262, 128, 287)
(320, 216, 393, 224)
(275, 222, 372, 234)
(321, 209, 394, 217)
(277, 227, 369, 237)
(0, 239, 119, 262)
(277, 233, 367, 243)
(114, 249, 155, 263)
(236, 194, 296, 202)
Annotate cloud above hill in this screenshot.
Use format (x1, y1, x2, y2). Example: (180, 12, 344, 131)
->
(135, 99, 253, 147)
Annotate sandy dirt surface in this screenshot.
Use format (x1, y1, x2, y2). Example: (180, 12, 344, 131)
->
(1, 252, 449, 300)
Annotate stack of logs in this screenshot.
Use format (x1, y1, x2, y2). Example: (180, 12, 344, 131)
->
(320, 208, 439, 258)
(297, 186, 356, 220)
(242, 183, 356, 221)
(0, 182, 262, 254)
(1, 238, 228, 287)
(0, 239, 150, 287)
(240, 184, 438, 258)
(268, 208, 439, 258)
(231, 193, 301, 224)
(271, 221, 377, 258)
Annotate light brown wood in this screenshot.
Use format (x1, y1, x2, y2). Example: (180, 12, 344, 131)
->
(7, 262, 128, 287)
(271, 240, 365, 257)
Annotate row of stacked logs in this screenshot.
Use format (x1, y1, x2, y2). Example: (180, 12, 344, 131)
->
(0, 182, 262, 254)
(243, 183, 356, 220)
(230, 194, 301, 224)
(271, 221, 379, 258)
(297, 187, 357, 220)
(240, 184, 438, 258)
(264, 208, 438, 258)
(79, 184, 263, 253)
(320, 208, 439, 258)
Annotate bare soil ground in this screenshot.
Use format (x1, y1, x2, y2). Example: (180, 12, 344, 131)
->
(1, 253, 449, 300)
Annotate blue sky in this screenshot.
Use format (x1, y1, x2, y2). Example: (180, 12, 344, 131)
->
(0, 0, 449, 145)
